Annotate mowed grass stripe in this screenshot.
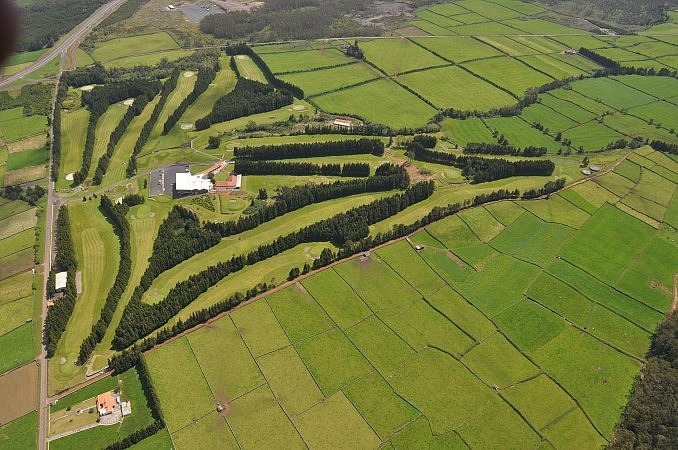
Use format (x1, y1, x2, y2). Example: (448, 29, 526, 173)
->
(88, 103, 129, 180)
(147, 72, 197, 145)
(0, 228, 35, 260)
(58, 108, 89, 187)
(181, 58, 236, 124)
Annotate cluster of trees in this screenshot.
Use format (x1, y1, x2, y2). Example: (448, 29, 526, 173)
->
(17, 0, 107, 51)
(223, 44, 305, 99)
(44, 206, 77, 357)
(0, 83, 54, 116)
(650, 140, 678, 154)
(195, 78, 293, 131)
(463, 142, 548, 157)
(162, 62, 219, 134)
(235, 138, 384, 159)
(74, 80, 161, 185)
(406, 144, 554, 183)
(127, 71, 180, 177)
(0, 184, 46, 206)
(234, 160, 370, 177)
(345, 40, 364, 59)
(94, 93, 153, 184)
(578, 47, 620, 68)
(521, 178, 567, 199)
(304, 122, 392, 136)
(610, 310, 677, 449)
(78, 195, 140, 363)
(579, 48, 678, 78)
(539, 0, 674, 26)
(112, 181, 433, 349)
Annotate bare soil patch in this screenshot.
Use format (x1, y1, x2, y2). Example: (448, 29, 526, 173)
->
(0, 362, 38, 424)
(4, 166, 47, 185)
(7, 135, 46, 153)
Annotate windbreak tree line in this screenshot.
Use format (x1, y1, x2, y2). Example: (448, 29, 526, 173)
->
(234, 138, 385, 159)
(162, 61, 220, 134)
(234, 160, 371, 177)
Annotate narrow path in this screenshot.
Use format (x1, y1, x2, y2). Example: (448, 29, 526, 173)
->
(46, 422, 99, 442)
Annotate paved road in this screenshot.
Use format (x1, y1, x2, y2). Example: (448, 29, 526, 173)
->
(0, 0, 127, 88)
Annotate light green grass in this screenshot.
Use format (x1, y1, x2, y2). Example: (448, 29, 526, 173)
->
(391, 416, 466, 449)
(170, 412, 238, 450)
(563, 121, 626, 151)
(144, 73, 196, 150)
(520, 54, 588, 79)
(281, 62, 381, 97)
(257, 345, 324, 417)
(0, 324, 34, 375)
(90, 32, 179, 62)
(0, 270, 33, 305)
(484, 200, 525, 225)
(0, 107, 24, 122)
(544, 408, 607, 449)
(231, 300, 290, 357)
(503, 374, 576, 430)
(458, 206, 505, 242)
(0, 207, 36, 241)
(412, 36, 502, 62)
(614, 160, 642, 182)
(426, 286, 496, 340)
(476, 36, 542, 56)
(258, 48, 350, 74)
(629, 101, 678, 132)
(6, 49, 47, 66)
(234, 55, 266, 83)
(494, 298, 567, 353)
(526, 272, 593, 326)
(359, 39, 446, 75)
(485, 116, 561, 151)
(539, 93, 598, 124)
(103, 50, 193, 69)
(594, 171, 637, 198)
(441, 117, 495, 146)
(616, 75, 678, 100)
(181, 58, 236, 124)
(89, 103, 129, 179)
(58, 108, 89, 187)
(520, 103, 579, 131)
(453, 21, 524, 35)
(375, 240, 447, 296)
(0, 411, 36, 450)
(520, 195, 592, 228)
(6, 146, 47, 171)
(587, 305, 651, 358)
(0, 115, 47, 142)
(0, 228, 35, 260)
(571, 77, 658, 110)
(267, 284, 334, 342)
(464, 56, 553, 96)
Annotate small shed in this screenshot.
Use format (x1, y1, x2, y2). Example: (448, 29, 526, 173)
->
(333, 118, 352, 128)
(415, 244, 424, 251)
(581, 169, 592, 175)
(55, 271, 68, 292)
(589, 165, 601, 172)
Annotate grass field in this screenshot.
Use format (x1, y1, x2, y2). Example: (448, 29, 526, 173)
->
(359, 39, 446, 75)
(6, 146, 47, 171)
(58, 108, 89, 187)
(102, 50, 194, 69)
(0, 115, 47, 142)
(258, 48, 351, 74)
(90, 32, 179, 62)
(281, 62, 381, 97)
(0, 411, 36, 450)
(88, 103, 129, 180)
(181, 57, 236, 124)
(441, 117, 495, 146)
(412, 36, 502, 62)
(234, 55, 267, 83)
(463, 56, 552, 96)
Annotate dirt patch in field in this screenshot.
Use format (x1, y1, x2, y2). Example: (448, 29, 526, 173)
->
(7, 135, 46, 153)
(650, 279, 671, 297)
(392, 156, 430, 184)
(0, 362, 38, 424)
(4, 166, 47, 185)
(445, 250, 467, 267)
(0, 249, 34, 280)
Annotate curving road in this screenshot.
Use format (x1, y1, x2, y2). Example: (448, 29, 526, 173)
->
(0, 0, 127, 88)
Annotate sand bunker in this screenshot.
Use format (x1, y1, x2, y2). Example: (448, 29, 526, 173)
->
(80, 85, 94, 91)
(65, 173, 74, 181)
(292, 105, 306, 111)
(236, 55, 247, 60)
(183, 71, 196, 77)
(180, 123, 193, 130)
(123, 98, 135, 106)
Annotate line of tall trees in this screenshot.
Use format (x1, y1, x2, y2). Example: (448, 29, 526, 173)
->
(578, 47, 620, 68)
(521, 178, 567, 199)
(195, 78, 293, 130)
(44, 206, 77, 357)
(235, 138, 384, 160)
(463, 142, 548, 157)
(162, 62, 219, 134)
(406, 143, 554, 183)
(77, 195, 141, 364)
(127, 71, 180, 177)
(650, 140, 678, 154)
(234, 160, 370, 177)
(303, 122, 392, 136)
(93, 93, 154, 184)
(112, 180, 433, 349)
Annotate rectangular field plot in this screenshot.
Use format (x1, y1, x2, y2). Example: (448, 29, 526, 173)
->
(563, 121, 626, 151)
(510, 36, 567, 54)
(59, 108, 89, 184)
(102, 49, 193, 69)
(410, 20, 458, 36)
(520, 195, 592, 228)
(458, 206, 505, 242)
(548, 88, 615, 116)
(462, 333, 539, 388)
(426, 287, 497, 341)
(257, 346, 324, 417)
(226, 385, 305, 449)
(494, 298, 567, 353)
(603, 113, 676, 143)
(0, 115, 47, 142)
(544, 408, 607, 450)
(231, 300, 290, 357)
(502, 17, 583, 34)
(0, 324, 34, 375)
(0, 208, 36, 242)
(558, 189, 598, 215)
(398, 65, 516, 110)
(0, 249, 34, 281)
(280, 62, 380, 96)
(171, 412, 238, 450)
(633, 168, 676, 206)
(490, 211, 573, 267)
(592, 47, 650, 64)
(6, 146, 47, 171)
(464, 57, 553, 96)
(0, 411, 36, 450)
(144, 337, 215, 432)
(457, 395, 540, 449)
(186, 316, 264, 401)
(519, 54, 588, 79)
(485, 116, 562, 151)
(415, 10, 464, 28)
(267, 285, 334, 342)
(301, 269, 371, 330)
(441, 117, 495, 146)
(594, 171, 636, 198)
(415, 245, 476, 284)
(343, 371, 419, 440)
(614, 160, 642, 182)
(484, 200, 525, 225)
(476, 36, 541, 56)
(390, 348, 491, 434)
(560, 203, 655, 284)
(551, 35, 609, 50)
(0, 271, 33, 306)
(503, 374, 576, 431)
(532, 327, 641, 436)
(359, 39, 446, 75)
(294, 392, 381, 449)
(375, 240, 446, 296)
(456, 0, 522, 19)
(630, 41, 678, 59)
(587, 305, 651, 358)
(295, 328, 371, 396)
(90, 32, 179, 62)
(614, 75, 678, 101)
(411, 36, 502, 62)
(312, 79, 437, 129)
(258, 48, 351, 74)
(526, 273, 593, 326)
(0, 228, 34, 260)
(539, 93, 597, 123)
(570, 77, 658, 110)
(629, 101, 678, 132)
(520, 103, 579, 131)
(391, 416, 466, 449)
(346, 314, 416, 375)
(458, 254, 541, 317)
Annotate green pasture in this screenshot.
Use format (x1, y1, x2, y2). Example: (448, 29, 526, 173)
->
(519, 195, 591, 228)
(257, 346, 324, 417)
(144, 337, 214, 432)
(390, 416, 466, 449)
(545, 408, 607, 449)
(552, 52, 604, 72)
(102, 50, 194, 69)
(503, 17, 582, 34)
(587, 304, 651, 358)
(570, 77, 657, 110)
(294, 392, 381, 449)
(426, 286, 495, 340)
(6, 49, 47, 66)
(58, 108, 89, 187)
(632, 164, 676, 206)
(615, 75, 678, 100)
(503, 374, 576, 431)
(75, 49, 94, 68)
(181, 60, 237, 125)
(494, 298, 567, 353)
(414, 243, 476, 284)
(49, 201, 120, 394)
(90, 32, 179, 62)
(375, 240, 447, 296)
(231, 299, 291, 357)
(520, 103, 579, 132)
(629, 101, 678, 132)
(410, 20, 458, 36)
(267, 285, 334, 342)
(539, 93, 598, 124)
(519, 54, 588, 79)
(476, 36, 541, 56)
(0, 115, 47, 142)
(0, 107, 23, 122)
(453, 21, 521, 35)
(411, 36, 502, 62)
(613, 160, 642, 182)
(415, 10, 464, 28)
(398, 65, 516, 110)
(593, 171, 635, 198)
(359, 39, 446, 75)
(458, 206, 505, 242)
(604, 113, 675, 142)
(562, 121, 625, 151)
(0, 411, 36, 450)
(463, 56, 552, 96)
(0, 249, 34, 282)
(171, 413, 237, 450)
(0, 269, 33, 302)
(0, 208, 36, 241)
(485, 116, 561, 151)
(631, 41, 678, 59)
(6, 146, 47, 171)
(0, 229, 34, 259)
(510, 36, 567, 54)
(548, 88, 613, 116)
(234, 55, 267, 83)
(258, 48, 350, 74)
(457, 0, 525, 19)
(308, 78, 437, 129)
(0, 324, 34, 375)
(425, 1, 468, 16)
(551, 35, 608, 50)
(281, 62, 380, 96)
(462, 332, 539, 387)
(441, 117, 494, 146)
(484, 200, 524, 225)
(593, 47, 650, 64)
(89, 103, 129, 179)
(526, 272, 593, 327)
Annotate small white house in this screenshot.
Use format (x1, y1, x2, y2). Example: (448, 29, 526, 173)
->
(55, 271, 68, 292)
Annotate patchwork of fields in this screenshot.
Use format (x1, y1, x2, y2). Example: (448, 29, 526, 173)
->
(143, 147, 677, 448)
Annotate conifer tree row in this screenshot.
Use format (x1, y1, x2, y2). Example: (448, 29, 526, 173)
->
(162, 61, 220, 134)
(234, 160, 370, 176)
(235, 138, 385, 159)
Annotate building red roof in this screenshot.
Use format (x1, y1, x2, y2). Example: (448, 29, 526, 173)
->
(96, 392, 116, 415)
(216, 175, 239, 188)
(197, 161, 224, 175)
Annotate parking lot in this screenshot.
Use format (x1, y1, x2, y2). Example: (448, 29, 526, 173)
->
(149, 164, 190, 197)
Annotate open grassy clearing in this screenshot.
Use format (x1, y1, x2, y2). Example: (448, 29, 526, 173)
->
(548, 88, 614, 116)
(0, 208, 36, 241)
(170, 412, 237, 450)
(503, 374, 576, 431)
(570, 77, 658, 110)
(441, 117, 495, 146)
(462, 332, 539, 387)
(0, 325, 34, 375)
(519, 54, 588, 79)
(398, 65, 516, 110)
(281, 62, 381, 97)
(0, 115, 47, 142)
(0, 228, 35, 259)
(485, 116, 562, 151)
(0, 107, 24, 122)
(629, 101, 678, 132)
(6, 49, 47, 66)
(102, 50, 194, 69)
(74, 49, 95, 68)
(453, 21, 523, 35)
(312, 78, 436, 129)
(458, 206, 505, 242)
(603, 113, 675, 142)
(233, 55, 266, 83)
(258, 48, 351, 74)
(539, 93, 598, 124)
(6, 146, 47, 171)
(520, 103, 579, 131)
(57, 108, 89, 187)
(426, 286, 495, 340)
(359, 39, 446, 75)
(0, 411, 36, 450)
(415, 9, 464, 28)
(267, 284, 334, 343)
(463, 57, 552, 96)
(592, 47, 651, 64)
(90, 32, 179, 62)
(375, 240, 447, 295)
(390, 416, 465, 449)
(563, 121, 626, 151)
(476, 36, 543, 56)
(411, 36, 502, 62)
(231, 299, 291, 358)
(519, 195, 591, 228)
(614, 160, 642, 182)
(144, 73, 197, 149)
(614, 75, 678, 101)
(409, 19, 458, 36)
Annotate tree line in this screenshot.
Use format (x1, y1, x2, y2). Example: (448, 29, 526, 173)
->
(195, 78, 294, 131)
(112, 180, 434, 349)
(406, 142, 555, 183)
(162, 62, 220, 134)
(77, 195, 141, 364)
(650, 140, 678, 154)
(235, 138, 384, 160)
(0, 184, 46, 206)
(44, 206, 77, 357)
(303, 122, 392, 136)
(234, 160, 371, 177)
(463, 142, 547, 157)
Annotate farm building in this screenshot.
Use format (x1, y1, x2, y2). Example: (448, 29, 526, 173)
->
(96, 391, 118, 416)
(589, 165, 601, 172)
(196, 160, 227, 176)
(333, 118, 353, 128)
(174, 173, 212, 197)
(55, 271, 67, 292)
(214, 174, 242, 192)
(563, 49, 577, 55)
